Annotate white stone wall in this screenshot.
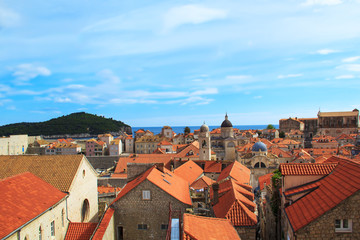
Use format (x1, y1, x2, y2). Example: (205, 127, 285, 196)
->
(5, 199, 68, 240)
(102, 213, 115, 240)
(67, 157, 99, 222)
(0, 135, 28, 155)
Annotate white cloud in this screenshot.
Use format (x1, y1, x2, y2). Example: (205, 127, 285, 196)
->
(253, 96, 262, 99)
(302, 0, 343, 6)
(315, 49, 340, 55)
(338, 64, 360, 72)
(335, 75, 355, 79)
(277, 74, 303, 79)
(191, 88, 218, 96)
(97, 69, 121, 84)
(163, 5, 227, 32)
(0, 7, 20, 28)
(54, 97, 72, 103)
(342, 56, 360, 63)
(12, 64, 51, 85)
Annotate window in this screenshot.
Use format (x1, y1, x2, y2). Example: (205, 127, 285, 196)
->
(161, 224, 168, 230)
(81, 199, 90, 222)
(138, 224, 148, 230)
(335, 219, 352, 232)
(51, 221, 55, 236)
(142, 190, 151, 200)
(39, 226, 42, 240)
(61, 209, 65, 227)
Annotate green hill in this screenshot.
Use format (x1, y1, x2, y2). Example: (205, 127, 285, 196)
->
(0, 112, 132, 136)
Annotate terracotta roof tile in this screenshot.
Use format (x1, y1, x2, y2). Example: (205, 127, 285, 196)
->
(92, 207, 115, 240)
(258, 173, 273, 190)
(0, 172, 67, 239)
(113, 154, 173, 175)
(190, 175, 215, 190)
(183, 214, 241, 240)
(204, 161, 222, 173)
(112, 166, 192, 205)
(285, 160, 360, 232)
(0, 155, 85, 192)
(217, 161, 251, 184)
(174, 160, 203, 185)
(65, 223, 97, 240)
(97, 186, 121, 194)
(280, 163, 337, 176)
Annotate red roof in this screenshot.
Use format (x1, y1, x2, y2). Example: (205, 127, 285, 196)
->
(285, 160, 360, 232)
(113, 154, 174, 178)
(112, 166, 192, 205)
(174, 160, 203, 185)
(190, 175, 215, 190)
(279, 163, 337, 176)
(0, 172, 67, 239)
(217, 161, 251, 184)
(213, 184, 257, 226)
(92, 207, 115, 240)
(258, 173, 273, 190)
(65, 223, 97, 240)
(183, 214, 241, 240)
(98, 186, 121, 194)
(204, 161, 222, 173)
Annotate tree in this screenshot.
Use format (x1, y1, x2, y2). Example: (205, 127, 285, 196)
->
(266, 124, 275, 129)
(279, 131, 285, 138)
(184, 126, 191, 135)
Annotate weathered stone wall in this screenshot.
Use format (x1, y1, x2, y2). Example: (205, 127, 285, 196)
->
(295, 191, 360, 240)
(279, 119, 303, 133)
(6, 199, 68, 240)
(235, 226, 256, 240)
(112, 179, 190, 240)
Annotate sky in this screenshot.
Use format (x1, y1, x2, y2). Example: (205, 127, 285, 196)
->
(0, 0, 360, 127)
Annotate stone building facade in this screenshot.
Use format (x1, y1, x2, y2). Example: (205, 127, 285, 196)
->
(279, 118, 304, 133)
(317, 109, 359, 137)
(286, 192, 360, 240)
(111, 166, 192, 240)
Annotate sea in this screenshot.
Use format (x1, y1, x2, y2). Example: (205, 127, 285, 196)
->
(132, 125, 279, 135)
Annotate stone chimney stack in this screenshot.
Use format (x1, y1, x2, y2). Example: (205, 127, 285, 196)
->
(212, 183, 219, 205)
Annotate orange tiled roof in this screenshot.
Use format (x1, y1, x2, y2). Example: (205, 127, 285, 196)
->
(190, 175, 215, 190)
(92, 207, 115, 240)
(213, 183, 257, 226)
(268, 147, 293, 158)
(217, 161, 251, 184)
(113, 154, 174, 176)
(112, 166, 192, 205)
(174, 143, 200, 158)
(98, 186, 121, 194)
(158, 140, 172, 146)
(0, 155, 85, 192)
(174, 160, 203, 185)
(204, 161, 222, 173)
(183, 214, 241, 240)
(285, 159, 360, 232)
(215, 179, 254, 203)
(258, 173, 273, 190)
(0, 172, 67, 239)
(65, 222, 97, 240)
(279, 163, 337, 176)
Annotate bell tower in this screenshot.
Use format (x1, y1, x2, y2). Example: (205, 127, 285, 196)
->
(199, 122, 211, 160)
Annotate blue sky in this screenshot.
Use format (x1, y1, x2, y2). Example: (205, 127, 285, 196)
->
(0, 0, 359, 127)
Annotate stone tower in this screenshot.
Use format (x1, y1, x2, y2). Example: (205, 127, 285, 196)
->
(199, 122, 211, 160)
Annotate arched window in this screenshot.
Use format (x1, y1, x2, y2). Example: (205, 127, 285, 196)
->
(81, 199, 90, 222)
(227, 142, 235, 148)
(254, 162, 266, 168)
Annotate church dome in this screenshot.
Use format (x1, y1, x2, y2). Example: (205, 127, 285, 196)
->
(252, 141, 267, 152)
(221, 114, 233, 128)
(200, 123, 209, 133)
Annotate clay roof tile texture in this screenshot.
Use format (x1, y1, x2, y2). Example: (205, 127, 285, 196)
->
(65, 222, 98, 240)
(0, 155, 85, 192)
(280, 163, 337, 176)
(0, 172, 67, 239)
(285, 160, 360, 232)
(183, 213, 241, 240)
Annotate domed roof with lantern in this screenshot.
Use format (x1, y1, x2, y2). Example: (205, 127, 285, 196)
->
(200, 122, 209, 133)
(252, 141, 267, 152)
(221, 113, 233, 128)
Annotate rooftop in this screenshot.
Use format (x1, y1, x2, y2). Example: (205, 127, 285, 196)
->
(0, 172, 67, 239)
(280, 163, 337, 176)
(65, 223, 97, 240)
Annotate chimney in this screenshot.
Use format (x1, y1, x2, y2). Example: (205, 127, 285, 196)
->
(155, 163, 165, 173)
(212, 183, 219, 205)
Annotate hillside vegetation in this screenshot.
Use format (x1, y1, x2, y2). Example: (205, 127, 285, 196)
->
(0, 112, 131, 136)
